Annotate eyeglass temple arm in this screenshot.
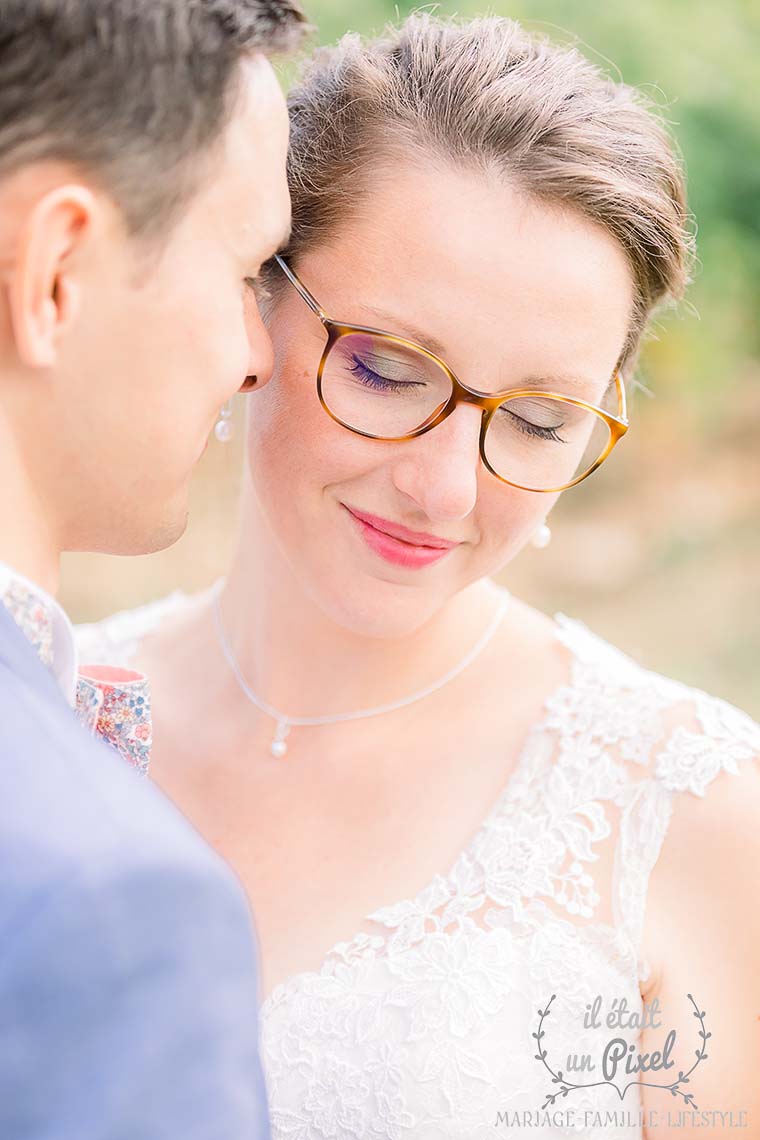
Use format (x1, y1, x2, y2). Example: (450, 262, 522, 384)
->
(615, 369, 629, 423)
(274, 255, 328, 323)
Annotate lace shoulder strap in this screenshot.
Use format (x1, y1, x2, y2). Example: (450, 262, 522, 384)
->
(550, 616, 759, 981)
(621, 686, 759, 979)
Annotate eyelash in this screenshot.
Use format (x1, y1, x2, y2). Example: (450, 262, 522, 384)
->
(349, 355, 425, 393)
(350, 356, 565, 441)
(503, 410, 565, 443)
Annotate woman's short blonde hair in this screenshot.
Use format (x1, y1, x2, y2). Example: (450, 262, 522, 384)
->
(267, 14, 694, 375)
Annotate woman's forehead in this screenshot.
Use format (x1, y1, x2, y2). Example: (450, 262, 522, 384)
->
(316, 163, 628, 314)
(302, 166, 634, 386)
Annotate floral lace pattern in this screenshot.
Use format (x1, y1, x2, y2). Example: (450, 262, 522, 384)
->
(75, 594, 760, 1139)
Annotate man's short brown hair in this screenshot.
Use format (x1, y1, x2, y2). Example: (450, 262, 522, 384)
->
(0, 0, 307, 236)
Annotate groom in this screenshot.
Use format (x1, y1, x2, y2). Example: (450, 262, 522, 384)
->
(0, 2, 305, 1137)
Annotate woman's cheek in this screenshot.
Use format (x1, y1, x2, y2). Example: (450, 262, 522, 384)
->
(477, 486, 557, 568)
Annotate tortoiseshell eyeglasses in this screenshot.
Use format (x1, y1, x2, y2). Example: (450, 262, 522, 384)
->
(275, 255, 629, 493)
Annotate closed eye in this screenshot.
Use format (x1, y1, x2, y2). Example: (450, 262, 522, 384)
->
(348, 355, 427, 393)
(509, 414, 565, 442)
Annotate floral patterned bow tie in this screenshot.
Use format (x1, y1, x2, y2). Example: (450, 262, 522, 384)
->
(1, 576, 151, 776)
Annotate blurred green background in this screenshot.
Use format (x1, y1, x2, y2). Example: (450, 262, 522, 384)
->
(61, 0, 760, 716)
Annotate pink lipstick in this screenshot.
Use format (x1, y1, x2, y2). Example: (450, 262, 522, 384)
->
(343, 505, 460, 569)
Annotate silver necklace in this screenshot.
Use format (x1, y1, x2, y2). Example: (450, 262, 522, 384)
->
(212, 584, 511, 757)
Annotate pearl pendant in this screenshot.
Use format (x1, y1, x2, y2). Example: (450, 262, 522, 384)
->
(271, 720, 290, 758)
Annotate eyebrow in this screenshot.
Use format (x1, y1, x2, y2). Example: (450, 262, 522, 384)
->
(517, 372, 616, 397)
(358, 303, 611, 396)
(360, 303, 449, 359)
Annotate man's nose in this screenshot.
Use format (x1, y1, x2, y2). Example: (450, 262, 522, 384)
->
(390, 404, 483, 523)
(241, 294, 275, 391)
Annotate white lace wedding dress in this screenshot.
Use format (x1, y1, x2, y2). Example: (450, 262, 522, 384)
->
(76, 588, 759, 1139)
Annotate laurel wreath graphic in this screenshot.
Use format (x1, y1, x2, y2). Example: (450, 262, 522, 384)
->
(534, 992, 710, 1111)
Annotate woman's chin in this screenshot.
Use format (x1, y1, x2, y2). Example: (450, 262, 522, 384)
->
(310, 571, 448, 640)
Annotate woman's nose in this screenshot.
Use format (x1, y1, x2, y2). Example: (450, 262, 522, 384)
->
(390, 404, 482, 522)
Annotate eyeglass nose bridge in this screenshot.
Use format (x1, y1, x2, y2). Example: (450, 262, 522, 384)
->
(428, 375, 506, 431)
(399, 381, 503, 481)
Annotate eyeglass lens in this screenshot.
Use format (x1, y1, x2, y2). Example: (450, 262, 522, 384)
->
(321, 332, 612, 491)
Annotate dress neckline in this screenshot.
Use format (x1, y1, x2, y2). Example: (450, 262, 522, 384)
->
(258, 608, 588, 1017)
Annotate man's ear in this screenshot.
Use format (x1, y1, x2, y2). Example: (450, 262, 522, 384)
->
(9, 184, 96, 368)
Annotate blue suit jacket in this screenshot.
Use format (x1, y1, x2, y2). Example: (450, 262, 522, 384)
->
(0, 603, 270, 1139)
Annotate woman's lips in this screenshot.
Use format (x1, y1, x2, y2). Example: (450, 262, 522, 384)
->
(343, 505, 459, 569)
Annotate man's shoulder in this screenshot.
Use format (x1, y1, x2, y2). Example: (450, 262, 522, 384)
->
(0, 658, 238, 929)
(0, 669, 265, 1140)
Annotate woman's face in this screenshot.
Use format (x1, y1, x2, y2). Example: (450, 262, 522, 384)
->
(245, 162, 634, 636)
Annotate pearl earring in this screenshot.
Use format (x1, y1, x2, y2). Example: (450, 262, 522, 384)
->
(214, 400, 234, 443)
(530, 522, 552, 549)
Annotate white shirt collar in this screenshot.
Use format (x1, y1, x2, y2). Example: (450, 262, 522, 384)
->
(0, 562, 78, 706)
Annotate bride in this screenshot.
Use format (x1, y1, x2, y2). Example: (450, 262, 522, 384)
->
(77, 14, 760, 1139)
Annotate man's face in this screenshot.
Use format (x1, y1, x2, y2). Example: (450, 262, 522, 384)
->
(47, 55, 291, 554)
